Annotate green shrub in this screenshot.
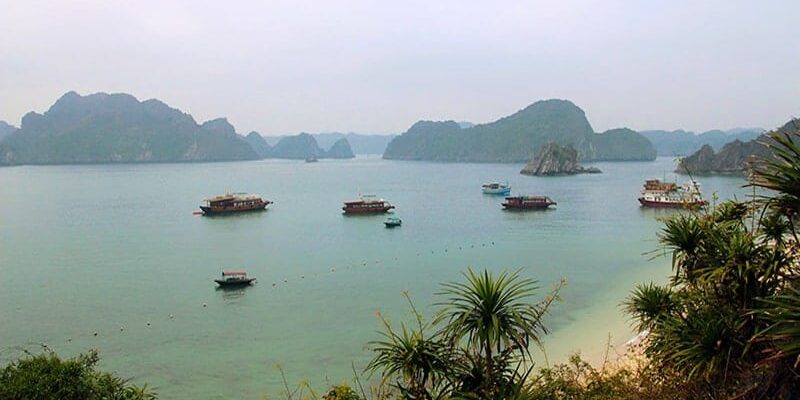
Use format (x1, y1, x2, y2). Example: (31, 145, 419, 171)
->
(0, 350, 156, 400)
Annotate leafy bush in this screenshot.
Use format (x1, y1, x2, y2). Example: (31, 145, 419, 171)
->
(0, 350, 156, 400)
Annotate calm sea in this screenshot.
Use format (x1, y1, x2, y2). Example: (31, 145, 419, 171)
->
(0, 157, 748, 399)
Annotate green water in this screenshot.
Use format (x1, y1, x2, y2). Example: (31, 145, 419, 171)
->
(0, 157, 748, 399)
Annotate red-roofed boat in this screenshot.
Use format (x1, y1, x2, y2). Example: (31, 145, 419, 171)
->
(214, 271, 256, 287)
(342, 195, 395, 214)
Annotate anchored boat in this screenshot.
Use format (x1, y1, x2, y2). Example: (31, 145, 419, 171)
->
(638, 179, 708, 209)
(200, 193, 272, 215)
(384, 216, 402, 227)
(214, 271, 256, 287)
(502, 196, 557, 210)
(342, 195, 395, 214)
(482, 182, 511, 195)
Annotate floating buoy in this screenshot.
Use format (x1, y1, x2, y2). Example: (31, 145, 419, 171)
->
(42, 343, 48, 348)
(67, 338, 72, 342)
(283, 279, 288, 283)
(300, 275, 305, 279)
(120, 327, 124, 332)
(146, 321, 151, 327)
(272, 282, 276, 286)
(93, 332, 98, 337)
(169, 314, 174, 319)
(491, 241, 495, 245)
(331, 267, 335, 272)
(202, 303, 207, 308)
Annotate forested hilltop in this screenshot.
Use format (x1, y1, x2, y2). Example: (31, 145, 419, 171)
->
(0, 92, 258, 165)
(383, 99, 657, 162)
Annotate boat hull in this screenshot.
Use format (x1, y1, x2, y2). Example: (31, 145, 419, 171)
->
(200, 201, 270, 215)
(214, 278, 256, 287)
(502, 203, 555, 210)
(384, 222, 402, 227)
(482, 188, 511, 195)
(638, 198, 708, 209)
(342, 206, 395, 214)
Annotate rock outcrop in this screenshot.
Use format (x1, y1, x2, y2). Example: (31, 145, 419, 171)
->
(520, 142, 602, 176)
(245, 131, 272, 158)
(270, 133, 322, 159)
(323, 138, 355, 159)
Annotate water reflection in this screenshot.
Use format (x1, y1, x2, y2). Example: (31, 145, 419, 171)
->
(215, 285, 251, 302)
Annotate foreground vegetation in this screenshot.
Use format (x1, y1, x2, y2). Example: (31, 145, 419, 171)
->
(1, 124, 797, 398)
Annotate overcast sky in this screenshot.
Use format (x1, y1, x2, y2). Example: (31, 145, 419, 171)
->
(1, 1, 798, 135)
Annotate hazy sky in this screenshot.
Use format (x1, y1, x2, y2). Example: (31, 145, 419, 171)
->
(1, 1, 798, 135)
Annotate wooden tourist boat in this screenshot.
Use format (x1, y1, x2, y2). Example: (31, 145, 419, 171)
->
(200, 193, 272, 215)
(342, 195, 395, 214)
(502, 196, 557, 210)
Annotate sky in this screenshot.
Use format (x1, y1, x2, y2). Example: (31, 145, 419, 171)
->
(1, 0, 798, 135)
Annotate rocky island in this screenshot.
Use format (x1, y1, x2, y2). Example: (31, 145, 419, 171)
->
(249, 132, 355, 160)
(641, 128, 764, 156)
(676, 119, 798, 175)
(383, 99, 656, 163)
(0, 91, 259, 165)
(520, 142, 601, 176)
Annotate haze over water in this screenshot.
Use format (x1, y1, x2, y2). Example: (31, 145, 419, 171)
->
(0, 157, 748, 399)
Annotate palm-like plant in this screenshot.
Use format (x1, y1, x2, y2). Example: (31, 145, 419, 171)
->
(623, 282, 676, 333)
(435, 268, 561, 396)
(366, 296, 453, 400)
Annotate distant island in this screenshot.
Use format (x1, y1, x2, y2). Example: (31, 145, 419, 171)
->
(306, 133, 395, 155)
(520, 142, 601, 176)
(676, 119, 798, 174)
(0, 91, 361, 166)
(641, 128, 764, 157)
(0, 91, 259, 165)
(246, 132, 355, 160)
(382, 99, 657, 163)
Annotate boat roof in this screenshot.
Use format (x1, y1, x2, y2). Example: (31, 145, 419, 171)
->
(222, 270, 248, 276)
(344, 198, 386, 204)
(205, 193, 261, 202)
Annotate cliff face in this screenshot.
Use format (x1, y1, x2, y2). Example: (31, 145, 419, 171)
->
(383, 99, 656, 162)
(676, 119, 799, 174)
(520, 142, 601, 176)
(677, 139, 772, 174)
(0, 91, 259, 165)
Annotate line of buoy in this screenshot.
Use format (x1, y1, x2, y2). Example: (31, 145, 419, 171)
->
(25, 240, 503, 349)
